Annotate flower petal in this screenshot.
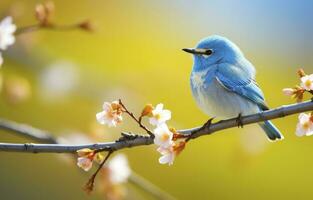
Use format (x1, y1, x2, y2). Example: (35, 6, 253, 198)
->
(77, 157, 93, 171)
(155, 103, 164, 112)
(299, 113, 310, 124)
(96, 111, 107, 124)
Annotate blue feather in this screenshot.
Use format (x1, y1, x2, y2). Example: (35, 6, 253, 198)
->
(215, 62, 268, 110)
(187, 35, 283, 141)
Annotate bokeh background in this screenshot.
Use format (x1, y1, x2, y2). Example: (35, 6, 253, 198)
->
(0, 0, 313, 199)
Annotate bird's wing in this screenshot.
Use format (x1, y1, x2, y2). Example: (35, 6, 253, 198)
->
(215, 62, 269, 110)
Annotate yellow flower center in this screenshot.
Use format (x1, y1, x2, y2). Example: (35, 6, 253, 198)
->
(161, 133, 169, 141)
(303, 122, 310, 130)
(305, 79, 312, 88)
(155, 113, 161, 120)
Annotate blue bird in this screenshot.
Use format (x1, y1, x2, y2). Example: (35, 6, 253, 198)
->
(183, 35, 283, 141)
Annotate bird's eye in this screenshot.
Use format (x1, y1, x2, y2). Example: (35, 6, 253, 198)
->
(205, 49, 213, 55)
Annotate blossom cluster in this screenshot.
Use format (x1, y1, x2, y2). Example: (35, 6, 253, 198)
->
(296, 113, 313, 137)
(283, 69, 313, 136)
(94, 100, 185, 165)
(76, 148, 104, 171)
(0, 16, 16, 67)
(283, 69, 313, 102)
(142, 103, 184, 165)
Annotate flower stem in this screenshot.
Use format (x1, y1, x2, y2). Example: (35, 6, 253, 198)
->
(84, 150, 113, 193)
(119, 99, 154, 137)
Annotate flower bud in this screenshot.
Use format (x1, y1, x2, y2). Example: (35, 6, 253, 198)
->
(282, 88, 295, 96)
(141, 104, 153, 117)
(35, 4, 46, 22)
(298, 68, 306, 78)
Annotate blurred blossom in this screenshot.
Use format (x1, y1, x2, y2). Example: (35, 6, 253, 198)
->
(35, 1, 55, 26)
(240, 126, 268, 155)
(3, 75, 31, 104)
(107, 154, 131, 184)
(96, 101, 123, 127)
(0, 16, 16, 51)
(296, 113, 313, 137)
(38, 61, 79, 101)
(300, 74, 313, 91)
(96, 154, 130, 200)
(149, 103, 171, 126)
(0, 16, 16, 67)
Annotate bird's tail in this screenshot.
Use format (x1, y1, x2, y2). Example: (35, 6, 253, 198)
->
(258, 120, 284, 141)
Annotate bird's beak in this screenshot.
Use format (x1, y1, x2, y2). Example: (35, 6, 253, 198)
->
(182, 48, 207, 55)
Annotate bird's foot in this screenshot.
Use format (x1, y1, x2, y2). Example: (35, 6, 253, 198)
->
(236, 113, 244, 128)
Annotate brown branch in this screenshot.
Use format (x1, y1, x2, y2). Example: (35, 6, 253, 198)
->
(0, 100, 312, 153)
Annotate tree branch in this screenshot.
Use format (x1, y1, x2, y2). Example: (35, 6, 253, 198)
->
(0, 119, 57, 144)
(0, 100, 312, 153)
(0, 117, 174, 199)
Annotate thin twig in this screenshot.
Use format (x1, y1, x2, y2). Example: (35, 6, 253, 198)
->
(119, 99, 154, 136)
(15, 22, 91, 35)
(84, 150, 113, 193)
(0, 100, 312, 153)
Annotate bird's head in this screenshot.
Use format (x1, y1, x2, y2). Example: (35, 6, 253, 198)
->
(183, 35, 243, 71)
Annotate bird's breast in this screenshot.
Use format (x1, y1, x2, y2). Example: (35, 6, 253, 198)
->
(190, 70, 259, 118)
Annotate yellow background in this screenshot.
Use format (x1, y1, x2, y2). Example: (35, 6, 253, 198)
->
(0, 0, 312, 199)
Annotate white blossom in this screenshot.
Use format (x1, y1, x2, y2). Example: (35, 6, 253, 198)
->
(108, 154, 131, 184)
(296, 113, 313, 137)
(157, 147, 175, 166)
(300, 74, 313, 91)
(0, 16, 16, 50)
(149, 103, 171, 126)
(96, 101, 123, 127)
(153, 124, 173, 148)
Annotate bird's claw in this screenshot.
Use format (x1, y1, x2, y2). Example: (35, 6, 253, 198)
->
(236, 113, 244, 128)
